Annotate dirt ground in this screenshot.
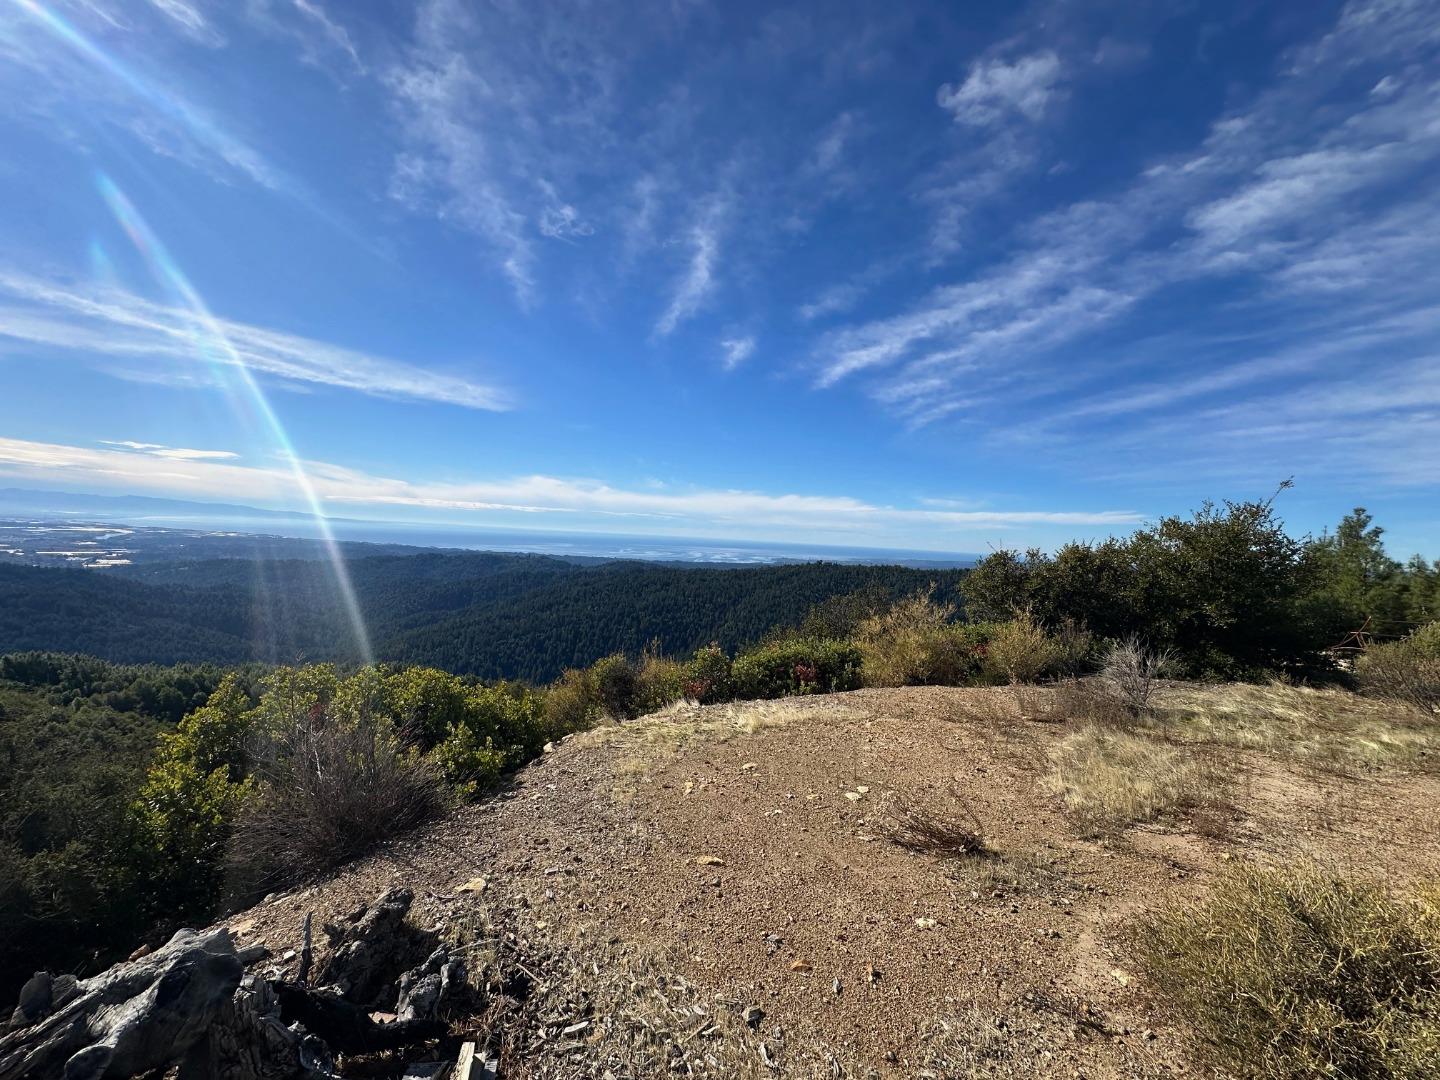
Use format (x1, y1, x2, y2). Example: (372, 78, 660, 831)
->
(225, 685, 1440, 1078)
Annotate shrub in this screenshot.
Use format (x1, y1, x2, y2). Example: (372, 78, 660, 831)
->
(590, 653, 641, 720)
(432, 722, 508, 798)
(1136, 863, 1440, 1078)
(730, 638, 863, 700)
(682, 644, 733, 704)
(882, 788, 990, 859)
(541, 668, 599, 736)
(227, 705, 448, 897)
(982, 610, 1064, 685)
(1356, 621, 1440, 712)
(634, 645, 687, 714)
(855, 588, 990, 687)
(1047, 725, 1217, 836)
(1098, 637, 1176, 717)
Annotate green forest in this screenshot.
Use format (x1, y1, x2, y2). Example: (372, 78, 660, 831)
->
(0, 555, 967, 681)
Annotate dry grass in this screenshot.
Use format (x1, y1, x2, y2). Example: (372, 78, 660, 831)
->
(1046, 725, 1222, 837)
(882, 787, 991, 859)
(1136, 861, 1440, 1079)
(1152, 681, 1439, 772)
(580, 698, 868, 798)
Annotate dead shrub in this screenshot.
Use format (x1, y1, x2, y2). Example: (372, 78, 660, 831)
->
(883, 787, 991, 859)
(1355, 622, 1440, 713)
(227, 710, 448, 897)
(1047, 725, 1220, 836)
(1136, 862, 1440, 1079)
(1098, 637, 1176, 716)
(1051, 678, 1133, 726)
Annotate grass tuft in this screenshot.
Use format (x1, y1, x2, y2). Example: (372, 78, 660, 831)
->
(1136, 862, 1440, 1079)
(1046, 725, 1220, 836)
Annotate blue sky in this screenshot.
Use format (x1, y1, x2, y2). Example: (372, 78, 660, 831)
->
(1, 0, 1438, 557)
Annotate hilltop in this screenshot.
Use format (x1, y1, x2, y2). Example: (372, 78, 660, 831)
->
(198, 682, 1440, 1078)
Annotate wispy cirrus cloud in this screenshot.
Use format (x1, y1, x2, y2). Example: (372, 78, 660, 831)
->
(655, 202, 726, 337)
(816, 0, 1440, 495)
(0, 436, 1145, 546)
(0, 0, 285, 190)
(99, 440, 238, 460)
(0, 270, 510, 411)
(719, 335, 755, 370)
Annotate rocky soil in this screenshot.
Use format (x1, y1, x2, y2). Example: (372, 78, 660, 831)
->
(211, 685, 1440, 1079)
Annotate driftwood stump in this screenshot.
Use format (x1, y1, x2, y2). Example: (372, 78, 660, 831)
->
(0, 927, 256, 1080)
(2, 887, 465, 1080)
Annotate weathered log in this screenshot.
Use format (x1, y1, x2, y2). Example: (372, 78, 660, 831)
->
(315, 887, 419, 1005)
(0, 927, 253, 1080)
(186, 974, 338, 1080)
(396, 947, 465, 1023)
(272, 982, 445, 1055)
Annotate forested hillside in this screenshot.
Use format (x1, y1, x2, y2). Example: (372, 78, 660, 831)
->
(0, 555, 965, 681)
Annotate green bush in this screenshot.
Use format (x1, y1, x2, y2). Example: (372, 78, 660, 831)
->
(590, 653, 641, 720)
(1355, 622, 1440, 712)
(854, 588, 991, 687)
(1137, 863, 1440, 1078)
(683, 644, 733, 704)
(982, 610, 1066, 684)
(542, 667, 599, 733)
(731, 638, 863, 700)
(635, 646, 687, 713)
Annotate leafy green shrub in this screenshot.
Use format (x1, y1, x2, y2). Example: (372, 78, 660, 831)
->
(730, 638, 863, 700)
(542, 667, 599, 734)
(1137, 863, 1440, 1078)
(1355, 622, 1440, 712)
(683, 644, 733, 704)
(130, 674, 256, 915)
(854, 588, 991, 687)
(590, 653, 641, 720)
(635, 645, 687, 713)
(982, 610, 1065, 684)
(431, 723, 507, 799)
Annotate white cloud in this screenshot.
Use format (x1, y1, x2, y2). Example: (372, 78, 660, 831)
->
(819, 0, 1440, 478)
(0, 270, 510, 411)
(654, 205, 725, 337)
(144, 0, 219, 44)
(936, 51, 1063, 127)
(99, 440, 237, 460)
(0, 436, 1146, 545)
(719, 335, 755, 369)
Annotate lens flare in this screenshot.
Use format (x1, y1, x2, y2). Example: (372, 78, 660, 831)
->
(10, 0, 277, 188)
(96, 173, 374, 664)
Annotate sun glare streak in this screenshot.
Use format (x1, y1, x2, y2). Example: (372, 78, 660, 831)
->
(9, 0, 278, 188)
(96, 173, 375, 664)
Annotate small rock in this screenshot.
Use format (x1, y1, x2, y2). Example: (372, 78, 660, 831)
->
(743, 1005, 765, 1028)
(789, 960, 812, 973)
(914, 918, 937, 930)
(832, 978, 842, 995)
(855, 785, 870, 794)
(844, 792, 863, 802)
(696, 855, 726, 867)
(742, 762, 758, 771)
